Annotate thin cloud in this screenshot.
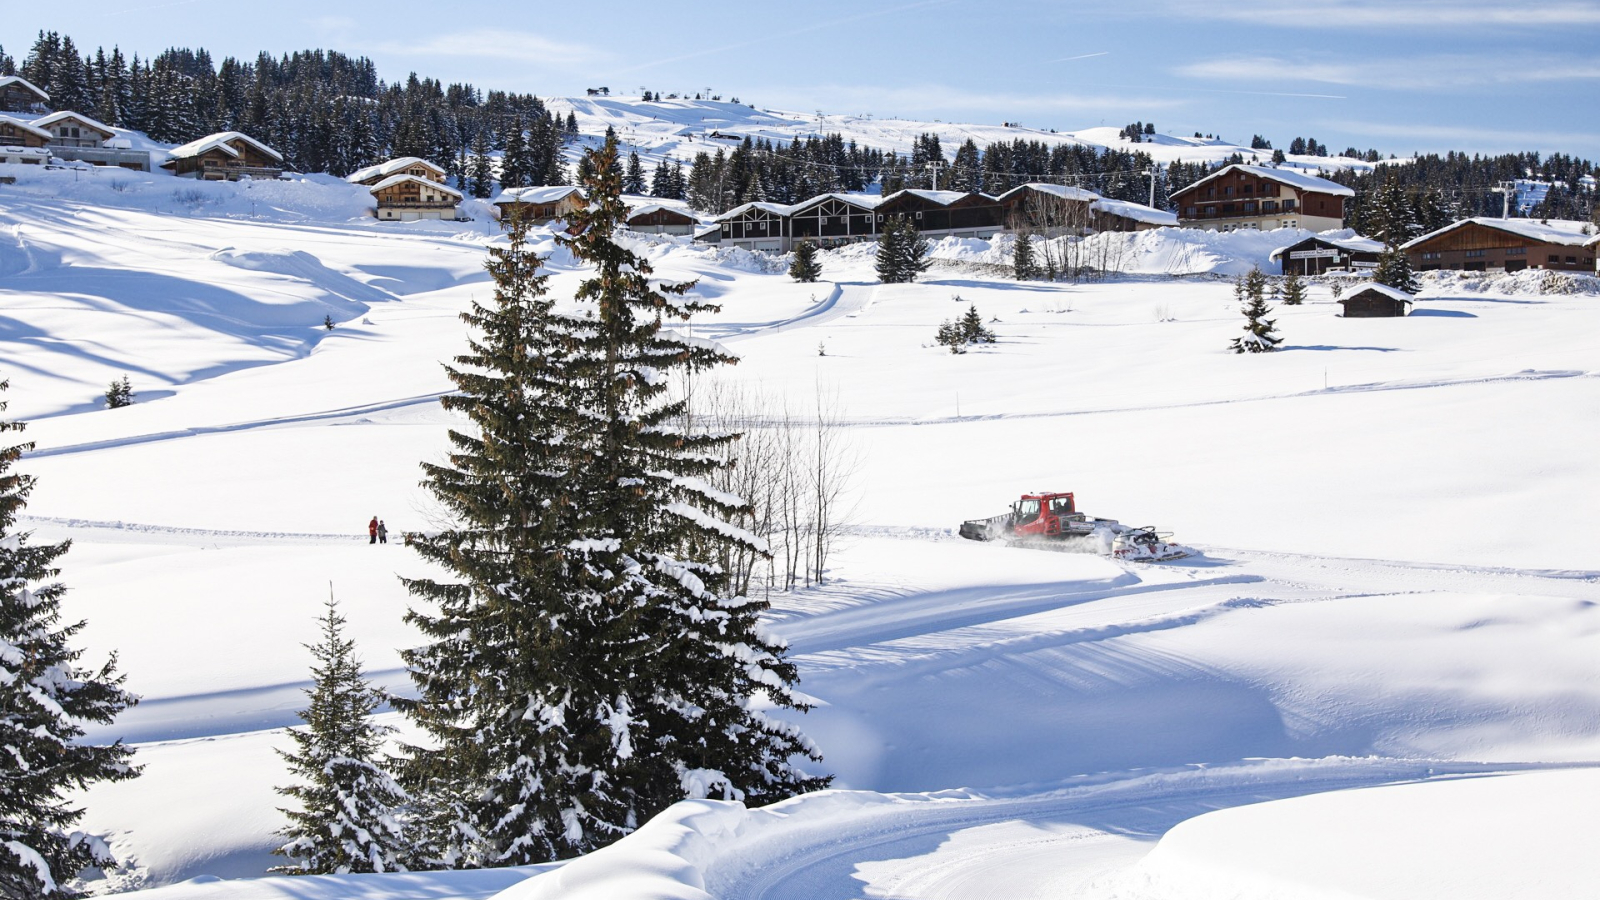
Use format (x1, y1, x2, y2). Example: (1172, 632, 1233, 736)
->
(1047, 52, 1110, 63)
(374, 30, 607, 67)
(1161, 0, 1600, 28)
(1177, 54, 1600, 89)
(1324, 118, 1600, 151)
(764, 83, 1184, 119)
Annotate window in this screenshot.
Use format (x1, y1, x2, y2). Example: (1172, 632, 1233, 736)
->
(1549, 254, 1561, 263)
(1222, 203, 1235, 214)
(1242, 184, 1254, 194)
(1185, 206, 1198, 217)
(1263, 200, 1278, 212)
(1422, 251, 1441, 260)
(1283, 199, 1297, 211)
(1243, 202, 1256, 213)
(1506, 247, 1525, 255)
(1465, 249, 1485, 258)
(1223, 186, 1234, 196)
(1567, 256, 1578, 264)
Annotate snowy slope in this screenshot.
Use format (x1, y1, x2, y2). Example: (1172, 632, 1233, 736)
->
(1, 164, 1596, 897)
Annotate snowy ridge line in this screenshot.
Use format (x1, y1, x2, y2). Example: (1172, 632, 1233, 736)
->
(504, 756, 1599, 900)
(22, 391, 454, 459)
(17, 515, 366, 543)
(724, 368, 1594, 430)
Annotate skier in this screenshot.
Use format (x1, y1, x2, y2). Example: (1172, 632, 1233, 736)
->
(368, 516, 378, 545)
(377, 520, 388, 544)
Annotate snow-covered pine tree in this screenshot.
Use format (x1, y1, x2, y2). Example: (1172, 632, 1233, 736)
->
(1373, 248, 1421, 294)
(788, 240, 822, 283)
(1280, 269, 1307, 306)
(959, 304, 995, 344)
(1012, 231, 1037, 280)
(874, 216, 903, 283)
(876, 216, 929, 284)
(896, 216, 931, 283)
(0, 379, 138, 900)
(468, 130, 495, 199)
(935, 319, 965, 353)
(273, 595, 410, 875)
(1230, 267, 1282, 353)
(500, 120, 529, 189)
(103, 376, 133, 409)
(623, 151, 646, 194)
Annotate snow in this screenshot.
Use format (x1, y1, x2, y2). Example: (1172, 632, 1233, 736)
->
(788, 193, 883, 212)
(712, 200, 799, 221)
(0, 74, 50, 101)
(1089, 197, 1179, 226)
(1, 149, 1597, 899)
(0, 114, 53, 140)
(345, 158, 444, 185)
(492, 185, 583, 205)
(881, 189, 970, 206)
(996, 182, 1101, 203)
(1401, 216, 1596, 250)
(31, 110, 118, 137)
(1345, 281, 1416, 302)
(165, 132, 284, 163)
(1269, 230, 1385, 260)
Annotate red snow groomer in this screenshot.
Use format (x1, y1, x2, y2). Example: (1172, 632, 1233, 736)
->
(958, 491, 1192, 562)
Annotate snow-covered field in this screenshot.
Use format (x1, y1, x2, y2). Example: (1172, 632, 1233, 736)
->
(3, 163, 1598, 899)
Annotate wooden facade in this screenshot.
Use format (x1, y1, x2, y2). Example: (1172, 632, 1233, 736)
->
(787, 194, 880, 245)
(371, 174, 462, 221)
(0, 76, 49, 116)
(1403, 219, 1596, 273)
(1172, 165, 1349, 232)
(877, 190, 1005, 238)
(161, 132, 283, 180)
(31, 112, 114, 148)
(1339, 285, 1412, 318)
(348, 157, 447, 187)
(997, 184, 1097, 234)
(713, 202, 792, 251)
(1270, 235, 1384, 275)
(0, 116, 51, 149)
(624, 205, 698, 235)
(493, 186, 587, 225)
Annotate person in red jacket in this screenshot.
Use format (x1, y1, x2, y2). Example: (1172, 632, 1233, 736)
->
(368, 515, 379, 544)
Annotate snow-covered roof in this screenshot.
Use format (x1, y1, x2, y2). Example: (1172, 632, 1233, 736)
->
(494, 185, 585, 205)
(713, 201, 800, 222)
(0, 115, 52, 141)
(1400, 217, 1596, 251)
(0, 75, 49, 101)
(996, 183, 1101, 204)
(0, 146, 50, 158)
(694, 224, 721, 240)
(369, 173, 463, 198)
(788, 192, 883, 213)
(1343, 283, 1415, 303)
(1179, 164, 1355, 199)
(625, 204, 697, 222)
(30, 110, 116, 137)
(1269, 233, 1385, 261)
(346, 156, 445, 184)
(167, 131, 283, 163)
(880, 189, 970, 206)
(1091, 197, 1179, 226)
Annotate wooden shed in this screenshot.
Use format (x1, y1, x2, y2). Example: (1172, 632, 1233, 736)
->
(493, 185, 587, 225)
(624, 204, 698, 235)
(1338, 283, 1413, 318)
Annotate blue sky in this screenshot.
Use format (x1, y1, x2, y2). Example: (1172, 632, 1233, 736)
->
(7, 0, 1600, 158)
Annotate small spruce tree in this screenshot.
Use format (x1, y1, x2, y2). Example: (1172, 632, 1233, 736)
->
(1373, 248, 1421, 294)
(876, 216, 929, 284)
(1280, 270, 1307, 306)
(323, 314, 335, 330)
(935, 319, 966, 353)
(1012, 232, 1037, 280)
(959, 304, 995, 344)
(0, 379, 139, 899)
(1230, 267, 1282, 353)
(788, 240, 822, 283)
(273, 594, 410, 875)
(104, 375, 133, 409)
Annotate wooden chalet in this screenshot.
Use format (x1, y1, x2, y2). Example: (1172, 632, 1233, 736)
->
(1270, 234, 1384, 276)
(370, 174, 463, 221)
(493, 185, 587, 225)
(0, 115, 51, 149)
(1172, 164, 1352, 232)
(0, 76, 50, 116)
(1089, 197, 1178, 232)
(347, 156, 447, 187)
(787, 193, 881, 246)
(1589, 235, 1600, 273)
(997, 183, 1097, 233)
(624, 204, 698, 235)
(876, 190, 1005, 239)
(30, 111, 149, 170)
(161, 132, 283, 180)
(1401, 217, 1596, 273)
(1338, 283, 1413, 318)
(709, 201, 795, 251)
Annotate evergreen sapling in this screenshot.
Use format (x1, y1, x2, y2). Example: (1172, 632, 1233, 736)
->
(1230, 267, 1282, 353)
(788, 240, 822, 283)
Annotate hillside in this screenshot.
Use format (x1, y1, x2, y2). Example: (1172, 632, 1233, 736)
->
(1, 161, 1597, 899)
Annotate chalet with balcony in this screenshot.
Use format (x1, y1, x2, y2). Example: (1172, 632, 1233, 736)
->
(1338, 283, 1413, 318)
(624, 204, 698, 235)
(1401, 217, 1596, 273)
(1172, 164, 1352, 232)
(876, 190, 1005, 239)
(1269, 234, 1384, 275)
(347, 156, 447, 187)
(0, 76, 50, 116)
(709, 201, 796, 251)
(371, 174, 463, 221)
(0, 115, 52, 165)
(161, 131, 283, 180)
(493, 185, 587, 225)
(30, 111, 150, 170)
(787, 193, 881, 246)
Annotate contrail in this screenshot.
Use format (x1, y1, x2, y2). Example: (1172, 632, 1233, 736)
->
(1047, 52, 1111, 62)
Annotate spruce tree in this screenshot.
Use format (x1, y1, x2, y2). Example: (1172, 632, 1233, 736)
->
(0, 379, 139, 900)
(788, 240, 822, 283)
(400, 141, 826, 867)
(1230, 268, 1282, 353)
(622, 151, 646, 194)
(1280, 270, 1307, 306)
(103, 376, 133, 409)
(959, 304, 995, 344)
(1012, 232, 1037, 280)
(273, 595, 410, 875)
(468, 130, 495, 199)
(1373, 248, 1421, 294)
(876, 216, 930, 284)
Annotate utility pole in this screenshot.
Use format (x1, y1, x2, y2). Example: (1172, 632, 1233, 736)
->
(928, 160, 945, 191)
(1146, 167, 1159, 208)
(1492, 181, 1515, 218)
